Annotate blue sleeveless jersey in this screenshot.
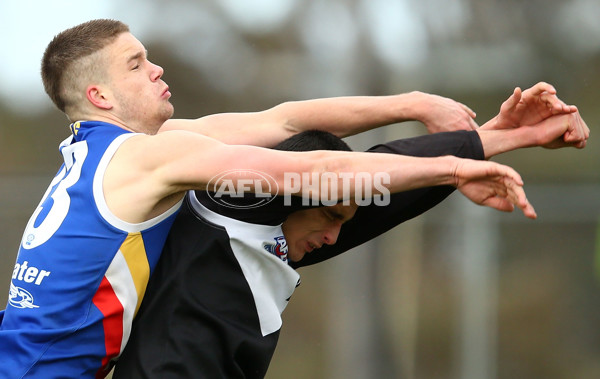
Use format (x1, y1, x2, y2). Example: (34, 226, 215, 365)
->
(0, 121, 182, 378)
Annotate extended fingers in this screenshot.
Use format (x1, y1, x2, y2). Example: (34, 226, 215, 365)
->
(567, 140, 587, 149)
(497, 163, 524, 186)
(503, 177, 537, 219)
(478, 177, 536, 219)
(525, 81, 556, 96)
(490, 163, 535, 218)
(502, 87, 522, 112)
(520, 199, 537, 219)
(481, 197, 515, 213)
(459, 102, 477, 119)
(563, 111, 590, 145)
(539, 91, 576, 115)
(525, 82, 575, 115)
(455, 102, 478, 130)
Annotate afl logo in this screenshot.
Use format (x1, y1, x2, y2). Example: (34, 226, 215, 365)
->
(206, 169, 279, 209)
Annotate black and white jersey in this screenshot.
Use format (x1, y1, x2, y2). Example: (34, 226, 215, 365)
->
(113, 131, 484, 378)
(114, 191, 300, 378)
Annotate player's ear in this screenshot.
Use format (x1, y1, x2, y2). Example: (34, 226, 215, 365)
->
(86, 85, 113, 110)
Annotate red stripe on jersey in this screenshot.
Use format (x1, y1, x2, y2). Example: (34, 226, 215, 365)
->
(92, 276, 124, 378)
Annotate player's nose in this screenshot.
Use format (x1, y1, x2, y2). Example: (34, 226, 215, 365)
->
(322, 225, 342, 245)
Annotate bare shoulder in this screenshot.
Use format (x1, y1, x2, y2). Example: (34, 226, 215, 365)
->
(115, 130, 223, 168)
(159, 118, 210, 134)
(103, 130, 321, 222)
(105, 130, 226, 195)
(101, 131, 216, 223)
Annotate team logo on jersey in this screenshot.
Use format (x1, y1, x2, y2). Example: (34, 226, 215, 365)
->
(8, 282, 39, 309)
(69, 121, 81, 135)
(263, 236, 288, 262)
(206, 169, 279, 209)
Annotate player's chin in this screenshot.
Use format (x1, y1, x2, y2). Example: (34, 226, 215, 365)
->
(287, 249, 305, 263)
(164, 103, 175, 118)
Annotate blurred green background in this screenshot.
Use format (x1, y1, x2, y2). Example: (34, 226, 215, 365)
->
(0, 1, 598, 378)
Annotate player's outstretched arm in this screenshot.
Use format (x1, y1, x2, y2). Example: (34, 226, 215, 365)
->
(158, 92, 477, 147)
(107, 130, 535, 223)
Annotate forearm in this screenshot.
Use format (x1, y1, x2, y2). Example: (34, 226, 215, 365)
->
(316, 152, 458, 197)
(258, 149, 460, 200)
(154, 131, 460, 201)
(274, 91, 478, 136)
(160, 92, 436, 147)
(271, 92, 439, 137)
(477, 124, 545, 159)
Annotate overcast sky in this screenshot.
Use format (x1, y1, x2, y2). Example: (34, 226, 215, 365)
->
(0, 0, 426, 113)
(0, 1, 115, 111)
(1, 0, 598, 115)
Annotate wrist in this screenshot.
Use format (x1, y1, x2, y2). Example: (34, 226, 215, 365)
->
(479, 115, 500, 130)
(437, 155, 461, 187)
(396, 155, 460, 191)
(516, 125, 544, 148)
(396, 91, 429, 122)
(477, 127, 533, 159)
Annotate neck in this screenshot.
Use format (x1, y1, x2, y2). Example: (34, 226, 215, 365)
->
(78, 112, 162, 135)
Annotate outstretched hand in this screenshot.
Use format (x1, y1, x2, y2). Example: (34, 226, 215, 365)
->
(452, 158, 537, 219)
(532, 111, 590, 149)
(417, 92, 479, 133)
(486, 82, 577, 131)
(560, 110, 589, 148)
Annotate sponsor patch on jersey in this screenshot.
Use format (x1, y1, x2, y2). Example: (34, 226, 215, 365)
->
(263, 235, 288, 263)
(9, 282, 39, 309)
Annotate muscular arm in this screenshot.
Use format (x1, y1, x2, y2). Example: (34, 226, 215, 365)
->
(157, 82, 582, 150)
(105, 130, 532, 225)
(159, 92, 477, 147)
